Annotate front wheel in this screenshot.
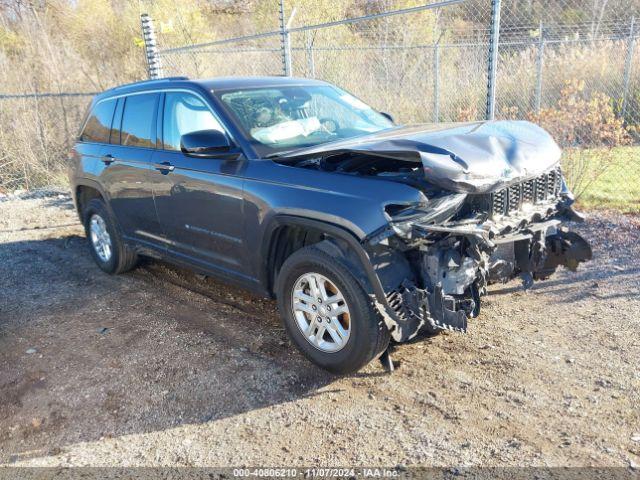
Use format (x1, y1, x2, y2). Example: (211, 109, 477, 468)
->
(276, 245, 390, 374)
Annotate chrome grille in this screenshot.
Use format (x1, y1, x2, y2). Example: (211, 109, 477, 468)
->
(490, 167, 562, 217)
(535, 175, 548, 202)
(492, 189, 506, 216)
(507, 184, 521, 214)
(522, 179, 534, 204)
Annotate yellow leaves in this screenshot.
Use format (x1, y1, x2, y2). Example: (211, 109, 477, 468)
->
(159, 20, 175, 34)
(456, 105, 480, 122)
(0, 26, 23, 55)
(143, 0, 218, 47)
(286, 0, 352, 25)
(529, 79, 632, 149)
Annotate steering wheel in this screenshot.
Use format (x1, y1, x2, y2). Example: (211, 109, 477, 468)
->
(319, 118, 339, 134)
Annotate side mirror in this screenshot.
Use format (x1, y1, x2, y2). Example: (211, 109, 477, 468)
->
(379, 111, 395, 124)
(180, 129, 233, 158)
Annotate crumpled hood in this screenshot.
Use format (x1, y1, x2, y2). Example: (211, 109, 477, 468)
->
(280, 120, 562, 193)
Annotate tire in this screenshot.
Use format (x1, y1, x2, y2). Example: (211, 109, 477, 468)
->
(276, 245, 390, 374)
(83, 198, 138, 274)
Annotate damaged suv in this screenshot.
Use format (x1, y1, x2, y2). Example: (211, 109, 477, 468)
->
(70, 76, 592, 373)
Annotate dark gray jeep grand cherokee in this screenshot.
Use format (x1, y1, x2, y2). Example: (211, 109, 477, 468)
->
(70, 76, 592, 373)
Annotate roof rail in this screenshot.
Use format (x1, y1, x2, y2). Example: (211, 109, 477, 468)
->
(107, 76, 189, 92)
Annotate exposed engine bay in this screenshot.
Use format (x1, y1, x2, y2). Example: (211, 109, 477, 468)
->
(368, 164, 591, 342)
(274, 121, 593, 342)
(373, 174, 593, 341)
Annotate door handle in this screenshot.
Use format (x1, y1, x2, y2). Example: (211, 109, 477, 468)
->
(101, 154, 116, 165)
(154, 162, 175, 173)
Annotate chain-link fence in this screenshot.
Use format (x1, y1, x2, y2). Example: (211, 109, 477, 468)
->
(0, 93, 92, 194)
(152, 0, 640, 211)
(158, 0, 492, 124)
(494, 3, 639, 211)
(0, 0, 638, 211)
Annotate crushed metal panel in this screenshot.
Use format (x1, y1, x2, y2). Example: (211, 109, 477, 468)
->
(276, 120, 562, 194)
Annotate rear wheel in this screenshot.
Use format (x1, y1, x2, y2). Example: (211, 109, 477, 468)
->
(83, 198, 138, 274)
(276, 245, 390, 374)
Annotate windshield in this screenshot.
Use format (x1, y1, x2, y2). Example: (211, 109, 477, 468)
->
(216, 85, 395, 156)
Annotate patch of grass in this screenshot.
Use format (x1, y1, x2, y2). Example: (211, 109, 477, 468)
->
(563, 146, 640, 214)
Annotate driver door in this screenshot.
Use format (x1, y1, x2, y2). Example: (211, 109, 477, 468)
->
(152, 91, 249, 279)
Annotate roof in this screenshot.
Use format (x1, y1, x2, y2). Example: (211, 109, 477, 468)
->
(96, 75, 328, 100)
(199, 76, 328, 91)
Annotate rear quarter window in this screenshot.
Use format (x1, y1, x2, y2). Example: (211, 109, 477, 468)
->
(80, 99, 117, 144)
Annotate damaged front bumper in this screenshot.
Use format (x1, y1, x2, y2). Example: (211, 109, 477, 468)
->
(365, 188, 592, 343)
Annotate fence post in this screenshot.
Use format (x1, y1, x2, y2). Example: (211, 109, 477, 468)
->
(534, 20, 545, 115)
(433, 42, 440, 122)
(141, 14, 163, 79)
(622, 16, 636, 120)
(485, 0, 502, 120)
(279, 0, 292, 76)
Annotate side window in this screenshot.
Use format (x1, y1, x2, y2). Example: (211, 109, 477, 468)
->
(120, 93, 158, 148)
(163, 92, 225, 151)
(80, 99, 116, 143)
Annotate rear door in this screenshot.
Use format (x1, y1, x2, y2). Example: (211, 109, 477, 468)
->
(76, 98, 118, 191)
(151, 91, 249, 279)
(100, 92, 165, 247)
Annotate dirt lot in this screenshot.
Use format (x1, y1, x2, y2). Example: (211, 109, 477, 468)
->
(0, 192, 639, 468)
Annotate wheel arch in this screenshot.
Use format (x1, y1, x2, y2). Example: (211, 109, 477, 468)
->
(261, 215, 390, 303)
(74, 179, 110, 221)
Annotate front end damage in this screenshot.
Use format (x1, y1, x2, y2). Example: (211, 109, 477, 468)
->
(274, 120, 593, 342)
(366, 167, 592, 342)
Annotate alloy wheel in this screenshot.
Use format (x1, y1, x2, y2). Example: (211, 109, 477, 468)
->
(89, 213, 112, 263)
(291, 272, 351, 353)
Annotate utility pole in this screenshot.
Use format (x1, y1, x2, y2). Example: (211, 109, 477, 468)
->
(534, 20, 545, 114)
(141, 14, 163, 79)
(622, 16, 636, 120)
(485, 0, 502, 120)
(279, 0, 292, 76)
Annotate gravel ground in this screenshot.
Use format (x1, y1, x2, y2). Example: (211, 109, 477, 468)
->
(0, 193, 639, 468)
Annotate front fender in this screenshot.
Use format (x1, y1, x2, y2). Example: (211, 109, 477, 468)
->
(259, 215, 375, 294)
(259, 214, 418, 342)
